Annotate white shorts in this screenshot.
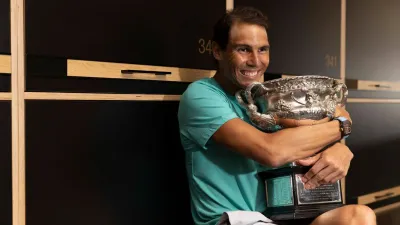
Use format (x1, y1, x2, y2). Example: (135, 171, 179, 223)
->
(216, 211, 278, 225)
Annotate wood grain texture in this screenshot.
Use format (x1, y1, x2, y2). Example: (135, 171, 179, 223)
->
(67, 59, 215, 82)
(346, 79, 400, 92)
(226, 0, 233, 10)
(340, 0, 346, 82)
(0, 92, 11, 100)
(0, 55, 11, 74)
(374, 202, 400, 215)
(11, 0, 26, 224)
(347, 98, 400, 103)
(25, 92, 181, 101)
(358, 186, 400, 205)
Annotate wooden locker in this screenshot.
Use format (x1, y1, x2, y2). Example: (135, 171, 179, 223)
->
(234, 0, 341, 78)
(26, 100, 193, 225)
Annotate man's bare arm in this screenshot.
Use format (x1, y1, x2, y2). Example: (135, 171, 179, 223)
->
(212, 118, 341, 168)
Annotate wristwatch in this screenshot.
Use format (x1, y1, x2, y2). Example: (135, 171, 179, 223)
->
(333, 116, 352, 139)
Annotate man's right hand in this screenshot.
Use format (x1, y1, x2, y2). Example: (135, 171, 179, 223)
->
(276, 117, 330, 128)
(334, 106, 352, 123)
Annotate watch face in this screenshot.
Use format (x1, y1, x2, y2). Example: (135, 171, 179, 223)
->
(343, 120, 352, 135)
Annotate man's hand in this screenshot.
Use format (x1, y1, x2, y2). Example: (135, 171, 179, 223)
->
(335, 106, 352, 124)
(295, 142, 354, 189)
(276, 117, 330, 128)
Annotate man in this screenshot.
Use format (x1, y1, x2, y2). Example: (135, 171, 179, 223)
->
(178, 6, 376, 225)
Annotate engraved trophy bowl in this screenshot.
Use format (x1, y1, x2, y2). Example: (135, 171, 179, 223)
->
(235, 75, 348, 132)
(235, 75, 348, 220)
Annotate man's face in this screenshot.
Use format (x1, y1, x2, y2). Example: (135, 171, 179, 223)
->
(217, 22, 270, 89)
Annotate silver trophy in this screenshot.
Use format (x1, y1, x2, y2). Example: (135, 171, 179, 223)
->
(235, 75, 348, 220)
(235, 75, 348, 132)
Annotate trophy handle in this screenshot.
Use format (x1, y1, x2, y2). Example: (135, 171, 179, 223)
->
(335, 83, 348, 107)
(235, 82, 278, 131)
(244, 82, 263, 105)
(235, 90, 248, 108)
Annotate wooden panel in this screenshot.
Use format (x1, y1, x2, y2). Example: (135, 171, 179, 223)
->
(348, 98, 400, 103)
(0, 92, 11, 100)
(345, 103, 400, 201)
(25, 56, 191, 94)
(376, 202, 400, 215)
(0, 101, 12, 225)
(235, 0, 341, 78)
(348, 90, 400, 99)
(26, 0, 224, 70)
(346, 79, 400, 92)
(0, 55, 11, 74)
(24, 92, 180, 101)
(0, 0, 10, 54)
(346, 0, 400, 82)
(376, 205, 400, 224)
(0, 54, 11, 92)
(358, 186, 400, 205)
(26, 100, 192, 225)
(26, 75, 190, 94)
(25, 50, 191, 94)
(67, 59, 215, 82)
(0, 75, 11, 92)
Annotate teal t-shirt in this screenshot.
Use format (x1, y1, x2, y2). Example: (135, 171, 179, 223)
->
(178, 78, 269, 225)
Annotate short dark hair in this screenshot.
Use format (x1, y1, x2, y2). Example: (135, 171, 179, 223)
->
(212, 6, 269, 50)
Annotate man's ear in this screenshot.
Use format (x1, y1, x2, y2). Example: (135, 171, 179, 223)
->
(212, 41, 223, 61)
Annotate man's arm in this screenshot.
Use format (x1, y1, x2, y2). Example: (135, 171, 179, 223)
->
(295, 142, 353, 189)
(212, 118, 341, 168)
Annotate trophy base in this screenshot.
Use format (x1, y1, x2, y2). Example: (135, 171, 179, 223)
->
(264, 203, 344, 220)
(259, 166, 344, 221)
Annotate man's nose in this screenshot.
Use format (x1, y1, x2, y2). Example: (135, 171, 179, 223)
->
(247, 52, 260, 67)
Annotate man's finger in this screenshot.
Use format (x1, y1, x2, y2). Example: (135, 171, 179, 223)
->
(329, 174, 345, 184)
(319, 170, 341, 184)
(296, 154, 321, 167)
(303, 160, 326, 183)
(305, 166, 335, 189)
(334, 106, 342, 117)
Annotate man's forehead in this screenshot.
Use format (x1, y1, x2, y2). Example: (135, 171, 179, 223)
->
(229, 22, 269, 45)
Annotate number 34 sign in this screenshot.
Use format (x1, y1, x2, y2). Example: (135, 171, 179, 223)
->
(198, 38, 213, 54)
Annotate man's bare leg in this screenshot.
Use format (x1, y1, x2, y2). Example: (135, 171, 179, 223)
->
(310, 205, 376, 225)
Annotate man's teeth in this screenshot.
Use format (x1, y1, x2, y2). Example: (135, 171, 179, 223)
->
(242, 71, 258, 76)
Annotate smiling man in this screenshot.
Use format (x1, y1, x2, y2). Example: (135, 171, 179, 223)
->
(213, 21, 270, 92)
(178, 6, 376, 225)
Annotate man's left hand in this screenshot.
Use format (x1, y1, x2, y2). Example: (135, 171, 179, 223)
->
(295, 142, 354, 189)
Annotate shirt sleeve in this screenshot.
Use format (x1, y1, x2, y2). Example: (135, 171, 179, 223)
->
(178, 82, 239, 150)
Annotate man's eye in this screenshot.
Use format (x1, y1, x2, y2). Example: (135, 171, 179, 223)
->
(238, 48, 249, 52)
(260, 47, 270, 52)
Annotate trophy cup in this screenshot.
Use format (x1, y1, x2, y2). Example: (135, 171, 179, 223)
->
(235, 75, 348, 220)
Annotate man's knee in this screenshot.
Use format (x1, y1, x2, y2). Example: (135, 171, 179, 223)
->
(312, 204, 376, 225)
(350, 205, 376, 225)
